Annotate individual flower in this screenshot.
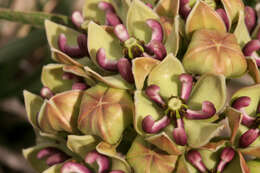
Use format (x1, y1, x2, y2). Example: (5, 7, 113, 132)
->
(133, 54, 226, 154)
(87, 0, 180, 85)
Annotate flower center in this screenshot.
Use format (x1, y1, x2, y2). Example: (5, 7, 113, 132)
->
(168, 97, 183, 111)
(123, 37, 144, 59)
(165, 97, 187, 119)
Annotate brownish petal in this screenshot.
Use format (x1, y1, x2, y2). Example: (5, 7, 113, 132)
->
(126, 136, 178, 173)
(226, 107, 242, 145)
(238, 151, 250, 173)
(239, 146, 260, 159)
(52, 48, 83, 67)
(185, 1, 226, 36)
(201, 140, 227, 151)
(246, 57, 260, 84)
(132, 57, 160, 90)
(145, 132, 182, 155)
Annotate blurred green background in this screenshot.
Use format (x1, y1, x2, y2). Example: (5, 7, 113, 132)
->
(0, 0, 84, 172)
(0, 0, 258, 172)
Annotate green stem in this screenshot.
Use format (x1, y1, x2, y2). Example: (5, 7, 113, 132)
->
(0, 8, 73, 28)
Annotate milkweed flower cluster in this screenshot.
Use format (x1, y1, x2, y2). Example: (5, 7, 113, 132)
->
(23, 0, 260, 172)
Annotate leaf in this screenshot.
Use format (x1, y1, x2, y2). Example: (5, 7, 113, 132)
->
(184, 119, 224, 148)
(134, 90, 164, 135)
(185, 1, 226, 36)
(126, 0, 160, 43)
(126, 136, 178, 173)
(0, 8, 72, 28)
(147, 53, 185, 99)
(87, 21, 123, 66)
(132, 57, 160, 90)
(78, 84, 133, 144)
(233, 10, 251, 47)
(188, 74, 226, 113)
(23, 90, 44, 128)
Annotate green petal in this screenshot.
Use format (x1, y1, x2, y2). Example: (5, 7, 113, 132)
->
(252, 24, 260, 39)
(126, 136, 178, 173)
(175, 155, 189, 173)
(87, 21, 123, 67)
(220, 0, 244, 23)
(233, 10, 251, 47)
(223, 151, 249, 173)
(42, 163, 63, 173)
(185, 1, 226, 36)
(67, 135, 99, 159)
(165, 15, 180, 56)
(96, 142, 132, 172)
(188, 74, 226, 113)
(84, 66, 133, 90)
(63, 65, 96, 86)
(111, 0, 131, 24)
(23, 144, 67, 173)
(45, 20, 80, 49)
(126, 0, 160, 43)
(83, 0, 110, 25)
(23, 90, 43, 128)
(184, 119, 224, 148)
(231, 84, 260, 117)
(45, 20, 85, 62)
(41, 64, 73, 93)
(23, 145, 50, 172)
(248, 159, 260, 173)
(183, 148, 220, 173)
(147, 53, 185, 99)
(134, 90, 164, 135)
